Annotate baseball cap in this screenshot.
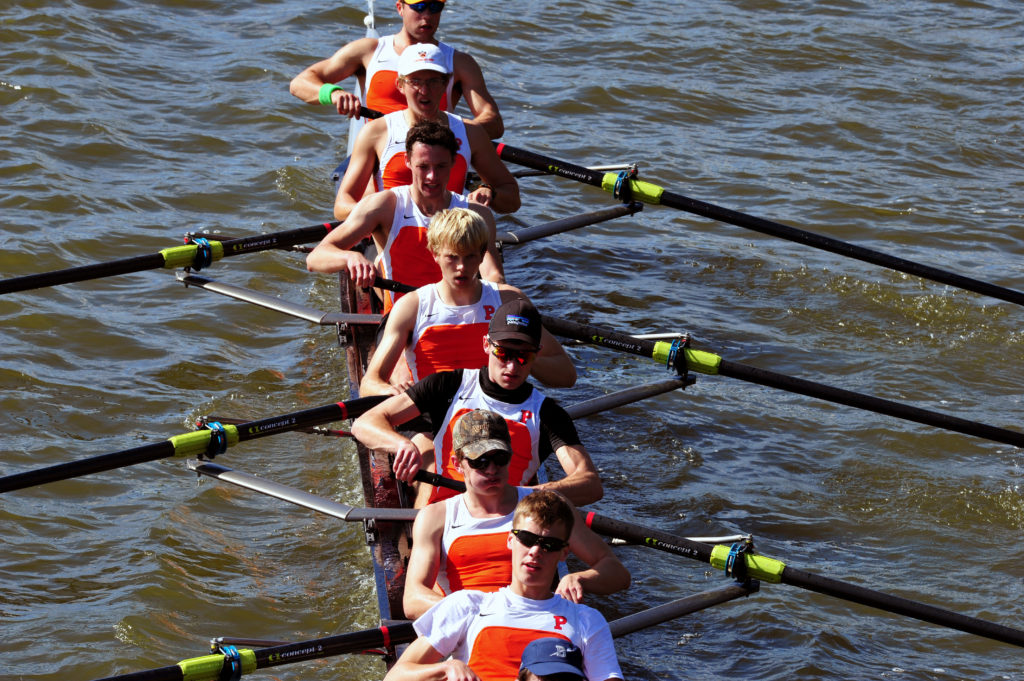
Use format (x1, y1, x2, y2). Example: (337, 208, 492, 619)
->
(488, 298, 542, 349)
(451, 410, 512, 460)
(397, 43, 450, 77)
(519, 638, 585, 680)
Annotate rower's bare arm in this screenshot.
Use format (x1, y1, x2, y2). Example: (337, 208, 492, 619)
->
(531, 325, 577, 388)
(453, 51, 503, 140)
(557, 516, 631, 601)
(361, 294, 419, 396)
(464, 123, 520, 214)
(351, 393, 425, 482)
(308, 190, 392, 287)
(384, 637, 479, 681)
(289, 38, 376, 117)
(468, 202, 505, 284)
(333, 121, 383, 220)
(402, 503, 446, 619)
(539, 444, 602, 506)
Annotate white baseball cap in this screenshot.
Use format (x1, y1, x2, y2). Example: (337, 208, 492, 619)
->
(398, 43, 449, 76)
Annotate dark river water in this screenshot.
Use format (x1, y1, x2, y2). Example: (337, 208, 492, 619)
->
(2, 1, 1022, 679)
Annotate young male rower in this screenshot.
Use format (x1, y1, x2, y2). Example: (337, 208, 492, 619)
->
(289, 0, 503, 139)
(351, 297, 603, 507)
(359, 207, 576, 397)
(306, 120, 504, 314)
(332, 42, 519, 221)
(383, 490, 624, 681)
(401, 410, 628, 620)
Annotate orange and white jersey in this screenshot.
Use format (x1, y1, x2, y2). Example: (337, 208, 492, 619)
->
(404, 280, 501, 383)
(415, 588, 623, 681)
(378, 185, 469, 313)
(364, 34, 455, 115)
(376, 110, 470, 193)
(429, 369, 546, 503)
(435, 487, 532, 596)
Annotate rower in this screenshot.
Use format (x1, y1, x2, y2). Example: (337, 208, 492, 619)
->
(351, 297, 602, 507)
(399, 409, 628, 620)
(306, 121, 505, 315)
(383, 489, 625, 681)
(333, 42, 519, 221)
(359, 207, 576, 397)
(289, 0, 503, 139)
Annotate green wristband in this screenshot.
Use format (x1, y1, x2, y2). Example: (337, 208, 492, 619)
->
(318, 83, 343, 106)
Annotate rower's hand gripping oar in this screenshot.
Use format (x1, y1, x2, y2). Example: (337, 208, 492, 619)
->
(586, 512, 1024, 649)
(543, 314, 1024, 448)
(495, 142, 1024, 308)
(0, 221, 342, 295)
(0, 396, 386, 494)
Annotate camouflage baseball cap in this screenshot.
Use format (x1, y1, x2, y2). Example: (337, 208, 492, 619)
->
(452, 410, 512, 460)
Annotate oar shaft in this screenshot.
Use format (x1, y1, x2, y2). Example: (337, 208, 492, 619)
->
(0, 222, 340, 295)
(498, 203, 643, 245)
(717, 359, 1024, 448)
(587, 512, 1024, 649)
(90, 623, 417, 681)
(544, 314, 1024, 448)
(0, 396, 387, 494)
(0, 253, 166, 294)
(216, 222, 339, 256)
(496, 143, 1024, 307)
(781, 565, 1024, 648)
(608, 582, 758, 638)
(0, 442, 175, 493)
(657, 188, 1024, 306)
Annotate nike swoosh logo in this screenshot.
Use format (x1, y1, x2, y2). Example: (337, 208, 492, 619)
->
(404, 214, 416, 219)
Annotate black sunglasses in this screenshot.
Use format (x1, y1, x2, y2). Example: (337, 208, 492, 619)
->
(465, 450, 512, 470)
(511, 528, 569, 553)
(406, 1, 445, 14)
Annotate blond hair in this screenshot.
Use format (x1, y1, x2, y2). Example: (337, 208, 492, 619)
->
(427, 207, 489, 256)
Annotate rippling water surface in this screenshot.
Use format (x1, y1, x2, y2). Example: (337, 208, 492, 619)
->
(2, 1, 1022, 679)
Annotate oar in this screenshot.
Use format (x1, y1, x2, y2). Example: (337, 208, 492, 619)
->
(188, 459, 453, 519)
(543, 315, 1024, 448)
(89, 622, 417, 681)
(0, 396, 387, 494)
(608, 582, 758, 638)
(586, 513, 1024, 649)
(497, 202, 642, 245)
(495, 143, 1024, 308)
(87, 584, 753, 681)
(0, 222, 342, 295)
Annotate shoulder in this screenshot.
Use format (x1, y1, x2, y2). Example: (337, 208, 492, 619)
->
(497, 285, 525, 301)
(390, 288, 421, 319)
(414, 497, 447, 533)
(356, 187, 398, 216)
(451, 49, 484, 77)
(331, 36, 380, 62)
(464, 201, 496, 224)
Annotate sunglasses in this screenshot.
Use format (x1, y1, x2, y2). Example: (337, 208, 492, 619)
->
(464, 450, 511, 470)
(511, 528, 569, 553)
(488, 343, 537, 366)
(405, 1, 445, 13)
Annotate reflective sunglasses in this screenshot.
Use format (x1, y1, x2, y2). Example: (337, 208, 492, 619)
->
(405, 1, 445, 13)
(511, 528, 569, 553)
(464, 450, 512, 470)
(488, 343, 537, 366)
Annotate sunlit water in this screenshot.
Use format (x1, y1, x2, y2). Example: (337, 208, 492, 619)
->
(2, 1, 1022, 679)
